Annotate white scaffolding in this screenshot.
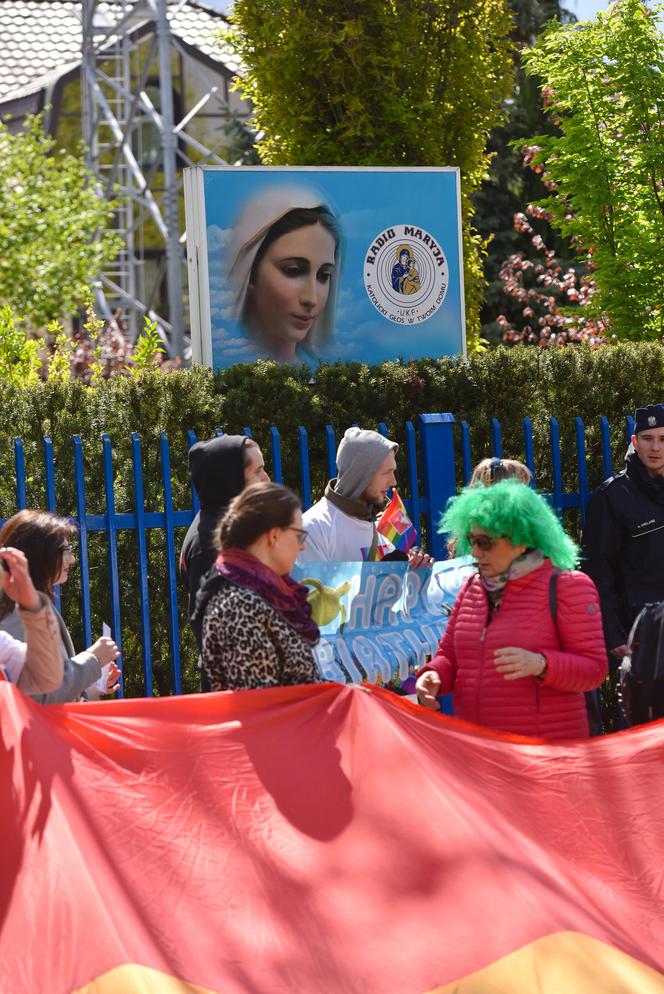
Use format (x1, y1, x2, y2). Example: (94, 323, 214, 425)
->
(80, 0, 233, 359)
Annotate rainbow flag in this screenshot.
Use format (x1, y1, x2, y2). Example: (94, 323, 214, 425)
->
(376, 489, 418, 552)
(3, 682, 664, 993)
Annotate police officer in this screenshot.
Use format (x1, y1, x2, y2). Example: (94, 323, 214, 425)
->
(582, 403, 664, 675)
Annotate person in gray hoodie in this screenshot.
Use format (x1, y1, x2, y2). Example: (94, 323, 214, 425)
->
(299, 427, 433, 566)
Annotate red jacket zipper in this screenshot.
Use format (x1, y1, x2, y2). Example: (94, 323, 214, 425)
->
(476, 590, 492, 725)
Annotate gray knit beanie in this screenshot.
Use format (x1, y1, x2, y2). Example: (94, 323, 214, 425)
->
(335, 428, 399, 500)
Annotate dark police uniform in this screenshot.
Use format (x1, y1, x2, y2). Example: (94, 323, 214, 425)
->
(582, 448, 664, 651)
(582, 404, 664, 725)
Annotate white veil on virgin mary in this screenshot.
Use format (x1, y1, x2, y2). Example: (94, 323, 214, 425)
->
(226, 185, 342, 358)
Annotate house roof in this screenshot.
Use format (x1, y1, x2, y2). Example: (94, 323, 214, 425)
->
(0, 0, 238, 103)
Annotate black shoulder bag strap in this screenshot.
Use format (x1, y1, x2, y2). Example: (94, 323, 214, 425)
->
(549, 570, 603, 736)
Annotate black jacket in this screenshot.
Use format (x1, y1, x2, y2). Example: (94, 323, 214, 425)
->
(179, 435, 248, 648)
(581, 448, 664, 650)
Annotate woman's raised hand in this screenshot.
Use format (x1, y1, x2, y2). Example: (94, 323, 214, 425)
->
(494, 647, 546, 681)
(0, 547, 41, 612)
(415, 670, 442, 709)
(90, 636, 120, 668)
(102, 660, 121, 695)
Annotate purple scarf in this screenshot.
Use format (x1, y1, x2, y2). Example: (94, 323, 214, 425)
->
(214, 548, 319, 645)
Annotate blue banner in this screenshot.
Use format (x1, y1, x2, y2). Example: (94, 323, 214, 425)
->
(292, 557, 474, 689)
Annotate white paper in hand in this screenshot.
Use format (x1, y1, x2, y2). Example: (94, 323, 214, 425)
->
(94, 623, 113, 693)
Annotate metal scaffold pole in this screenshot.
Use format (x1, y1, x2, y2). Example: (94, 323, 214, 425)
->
(79, 0, 233, 360)
(152, 0, 184, 360)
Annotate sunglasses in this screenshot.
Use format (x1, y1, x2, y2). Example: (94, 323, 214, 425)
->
(466, 532, 501, 552)
(285, 526, 308, 544)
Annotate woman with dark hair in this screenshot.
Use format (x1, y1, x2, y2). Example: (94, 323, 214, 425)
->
(0, 546, 63, 694)
(0, 511, 120, 704)
(416, 481, 607, 739)
(194, 482, 320, 692)
(228, 187, 342, 362)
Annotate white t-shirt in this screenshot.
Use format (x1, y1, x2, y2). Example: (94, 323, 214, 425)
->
(299, 496, 395, 563)
(0, 629, 27, 683)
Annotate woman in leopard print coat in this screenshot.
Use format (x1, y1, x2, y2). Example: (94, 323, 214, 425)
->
(195, 483, 320, 692)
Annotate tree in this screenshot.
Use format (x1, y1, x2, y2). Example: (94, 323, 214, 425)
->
(520, 0, 664, 340)
(0, 115, 119, 328)
(219, 0, 513, 349)
(496, 201, 607, 347)
(474, 0, 577, 339)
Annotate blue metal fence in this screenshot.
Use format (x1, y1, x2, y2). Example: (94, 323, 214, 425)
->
(1, 412, 636, 697)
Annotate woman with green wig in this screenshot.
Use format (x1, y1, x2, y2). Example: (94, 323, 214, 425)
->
(416, 480, 607, 739)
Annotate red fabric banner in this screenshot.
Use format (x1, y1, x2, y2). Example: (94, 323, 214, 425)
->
(1, 680, 664, 994)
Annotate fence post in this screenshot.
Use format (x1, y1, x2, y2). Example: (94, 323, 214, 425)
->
(43, 436, 61, 614)
(73, 435, 93, 649)
(13, 438, 26, 510)
(270, 427, 283, 483)
(131, 432, 153, 697)
(418, 413, 456, 560)
(102, 434, 124, 698)
(186, 430, 200, 515)
(575, 416, 589, 526)
(298, 426, 312, 509)
(324, 425, 337, 481)
(460, 420, 472, 485)
(404, 421, 420, 541)
(159, 432, 182, 696)
(490, 418, 503, 458)
(523, 418, 536, 486)
(625, 414, 635, 445)
(600, 416, 613, 480)
(549, 417, 563, 519)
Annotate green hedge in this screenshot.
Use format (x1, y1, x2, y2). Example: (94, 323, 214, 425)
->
(1, 344, 663, 696)
(217, 345, 664, 496)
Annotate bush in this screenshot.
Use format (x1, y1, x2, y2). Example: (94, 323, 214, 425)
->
(1, 346, 662, 695)
(216, 348, 664, 493)
(0, 115, 120, 327)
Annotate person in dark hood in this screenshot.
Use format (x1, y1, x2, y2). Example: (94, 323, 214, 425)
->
(582, 403, 664, 719)
(180, 435, 269, 689)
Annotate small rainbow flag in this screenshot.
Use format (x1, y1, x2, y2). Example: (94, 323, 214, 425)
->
(376, 489, 418, 553)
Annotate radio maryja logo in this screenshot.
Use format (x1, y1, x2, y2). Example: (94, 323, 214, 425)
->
(364, 224, 449, 325)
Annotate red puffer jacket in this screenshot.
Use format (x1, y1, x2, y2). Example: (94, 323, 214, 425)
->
(418, 561, 608, 740)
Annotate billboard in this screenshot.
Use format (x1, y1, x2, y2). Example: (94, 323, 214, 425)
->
(184, 166, 465, 368)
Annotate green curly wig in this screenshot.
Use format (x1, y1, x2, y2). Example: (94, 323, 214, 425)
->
(440, 479, 579, 570)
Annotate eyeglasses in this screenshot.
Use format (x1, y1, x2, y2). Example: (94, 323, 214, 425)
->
(466, 532, 500, 552)
(285, 526, 308, 544)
